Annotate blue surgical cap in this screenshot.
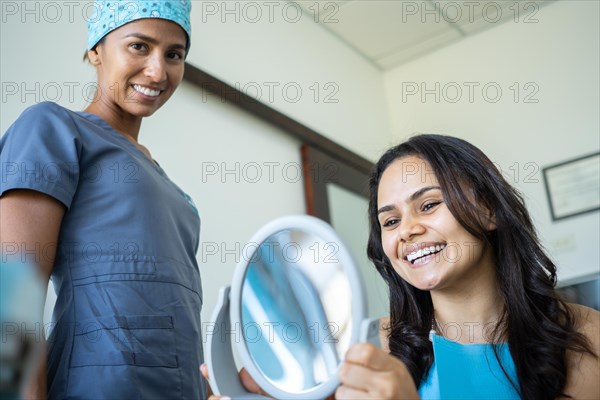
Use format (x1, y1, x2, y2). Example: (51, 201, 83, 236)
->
(87, 0, 192, 52)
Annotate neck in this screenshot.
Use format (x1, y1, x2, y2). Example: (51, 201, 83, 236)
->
(84, 100, 142, 142)
(430, 251, 504, 344)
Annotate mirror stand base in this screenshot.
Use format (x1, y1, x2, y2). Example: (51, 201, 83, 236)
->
(206, 286, 270, 399)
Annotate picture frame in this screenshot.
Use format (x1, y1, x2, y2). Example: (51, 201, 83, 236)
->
(542, 152, 600, 221)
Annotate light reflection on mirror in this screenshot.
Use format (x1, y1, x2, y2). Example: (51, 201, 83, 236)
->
(240, 229, 352, 392)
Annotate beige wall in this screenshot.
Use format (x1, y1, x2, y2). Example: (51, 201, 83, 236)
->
(383, 0, 600, 283)
(186, 1, 392, 161)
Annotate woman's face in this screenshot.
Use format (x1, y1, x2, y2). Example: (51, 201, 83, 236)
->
(91, 18, 187, 118)
(376, 155, 495, 292)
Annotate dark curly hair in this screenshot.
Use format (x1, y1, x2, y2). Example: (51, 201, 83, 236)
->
(366, 134, 594, 399)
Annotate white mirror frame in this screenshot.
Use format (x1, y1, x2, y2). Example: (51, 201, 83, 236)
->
(207, 215, 379, 399)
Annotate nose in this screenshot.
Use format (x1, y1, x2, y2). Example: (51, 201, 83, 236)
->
(145, 53, 167, 83)
(398, 212, 425, 243)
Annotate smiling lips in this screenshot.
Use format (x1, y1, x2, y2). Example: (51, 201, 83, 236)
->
(133, 84, 162, 97)
(405, 243, 446, 264)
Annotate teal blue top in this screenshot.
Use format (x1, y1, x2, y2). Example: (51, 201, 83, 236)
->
(418, 333, 520, 399)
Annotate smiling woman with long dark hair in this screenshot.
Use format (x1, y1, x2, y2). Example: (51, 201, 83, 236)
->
(336, 134, 599, 399)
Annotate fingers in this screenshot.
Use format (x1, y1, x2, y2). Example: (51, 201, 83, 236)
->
(337, 344, 420, 400)
(239, 368, 270, 397)
(239, 368, 261, 393)
(200, 364, 217, 398)
(344, 343, 399, 371)
(337, 362, 418, 399)
(339, 362, 396, 394)
(202, 365, 270, 398)
(335, 384, 374, 400)
(200, 364, 209, 380)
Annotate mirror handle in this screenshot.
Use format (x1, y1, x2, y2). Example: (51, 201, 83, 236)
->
(206, 286, 270, 399)
(359, 317, 381, 348)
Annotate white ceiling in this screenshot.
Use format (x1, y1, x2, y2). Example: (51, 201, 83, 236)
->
(296, 0, 553, 69)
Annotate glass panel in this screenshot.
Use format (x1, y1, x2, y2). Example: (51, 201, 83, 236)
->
(327, 183, 389, 318)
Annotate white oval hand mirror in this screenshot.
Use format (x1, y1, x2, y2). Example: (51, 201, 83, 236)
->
(206, 215, 380, 399)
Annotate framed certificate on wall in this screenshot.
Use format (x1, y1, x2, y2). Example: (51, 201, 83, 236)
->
(542, 152, 600, 221)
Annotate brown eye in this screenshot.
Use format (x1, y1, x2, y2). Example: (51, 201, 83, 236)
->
(422, 201, 441, 212)
(167, 51, 183, 60)
(383, 218, 400, 228)
(130, 43, 146, 51)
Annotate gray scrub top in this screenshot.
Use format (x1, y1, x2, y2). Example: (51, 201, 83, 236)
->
(0, 102, 205, 399)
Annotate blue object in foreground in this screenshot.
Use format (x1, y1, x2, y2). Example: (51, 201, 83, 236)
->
(0, 260, 45, 398)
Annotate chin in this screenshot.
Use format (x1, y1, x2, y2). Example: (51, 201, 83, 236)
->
(139, 110, 158, 117)
(409, 274, 443, 291)
(126, 106, 160, 118)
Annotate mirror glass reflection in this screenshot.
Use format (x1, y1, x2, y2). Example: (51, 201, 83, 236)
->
(240, 228, 352, 392)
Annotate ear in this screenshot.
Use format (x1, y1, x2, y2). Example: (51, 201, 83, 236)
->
(87, 48, 100, 65)
(484, 208, 496, 231)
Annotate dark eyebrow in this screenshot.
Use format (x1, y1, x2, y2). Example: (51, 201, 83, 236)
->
(377, 186, 441, 215)
(377, 204, 396, 215)
(409, 186, 441, 202)
(123, 33, 186, 50)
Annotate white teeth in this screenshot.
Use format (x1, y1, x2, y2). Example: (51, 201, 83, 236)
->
(406, 244, 446, 263)
(134, 84, 160, 97)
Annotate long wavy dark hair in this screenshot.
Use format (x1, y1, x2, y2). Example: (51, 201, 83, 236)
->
(367, 134, 594, 399)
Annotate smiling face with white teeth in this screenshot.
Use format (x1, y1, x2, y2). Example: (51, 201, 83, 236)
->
(377, 155, 496, 292)
(85, 18, 187, 136)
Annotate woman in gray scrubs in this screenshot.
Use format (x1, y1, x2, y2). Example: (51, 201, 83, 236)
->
(0, 1, 205, 398)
